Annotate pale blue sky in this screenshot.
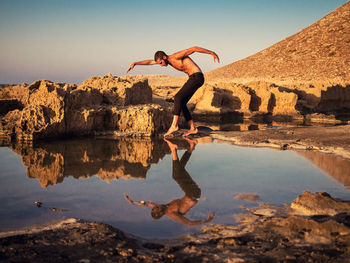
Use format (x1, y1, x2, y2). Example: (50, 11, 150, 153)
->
(0, 0, 347, 84)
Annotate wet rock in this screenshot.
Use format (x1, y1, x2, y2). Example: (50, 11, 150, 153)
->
(1, 191, 350, 262)
(291, 190, 350, 216)
(234, 193, 259, 202)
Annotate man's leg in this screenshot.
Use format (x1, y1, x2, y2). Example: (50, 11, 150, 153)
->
(181, 100, 198, 137)
(164, 79, 192, 137)
(183, 119, 198, 137)
(165, 73, 203, 137)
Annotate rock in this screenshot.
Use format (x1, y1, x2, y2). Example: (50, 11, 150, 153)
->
(187, 81, 299, 118)
(147, 2, 350, 123)
(1, 191, 350, 262)
(234, 193, 259, 202)
(206, 2, 350, 82)
(317, 84, 350, 112)
(291, 190, 350, 216)
(0, 75, 168, 141)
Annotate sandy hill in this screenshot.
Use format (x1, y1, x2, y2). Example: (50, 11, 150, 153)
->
(206, 2, 350, 83)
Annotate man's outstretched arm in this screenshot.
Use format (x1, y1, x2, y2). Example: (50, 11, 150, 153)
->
(172, 46, 220, 63)
(127, 59, 157, 73)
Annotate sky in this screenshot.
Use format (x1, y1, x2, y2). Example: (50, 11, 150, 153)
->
(0, 0, 348, 84)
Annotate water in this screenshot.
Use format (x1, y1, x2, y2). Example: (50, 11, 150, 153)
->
(0, 137, 350, 238)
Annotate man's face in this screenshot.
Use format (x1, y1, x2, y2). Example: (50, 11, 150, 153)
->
(156, 56, 169, 67)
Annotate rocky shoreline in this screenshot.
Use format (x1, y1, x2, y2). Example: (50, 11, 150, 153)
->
(210, 124, 350, 161)
(1, 191, 350, 262)
(1, 124, 350, 262)
(2, 1, 350, 260)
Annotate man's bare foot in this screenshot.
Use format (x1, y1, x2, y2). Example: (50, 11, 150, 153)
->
(164, 126, 179, 137)
(182, 128, 198, 137)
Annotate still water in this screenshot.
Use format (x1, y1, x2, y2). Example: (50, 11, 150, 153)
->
(0, 137, 350, 238)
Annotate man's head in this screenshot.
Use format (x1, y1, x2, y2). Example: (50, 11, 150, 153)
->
(151, 204, 167, 219)
(154, 51, 169, 66)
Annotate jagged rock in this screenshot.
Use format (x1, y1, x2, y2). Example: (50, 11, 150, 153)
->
(317, 84, 350, 112)
(291, 190, 350, 216)
(78, 75, 152, 106)
(0, 74, 168, 141)
(187, 81, 299, 117)
(143, 3, 350, 122)
(2, 191, 350, 262)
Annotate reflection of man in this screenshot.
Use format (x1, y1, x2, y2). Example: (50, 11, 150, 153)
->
(124, 138, 214, 226)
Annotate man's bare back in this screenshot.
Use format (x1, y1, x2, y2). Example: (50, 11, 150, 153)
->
(167, 55, 201, 76)
(127, 46, 219, 137)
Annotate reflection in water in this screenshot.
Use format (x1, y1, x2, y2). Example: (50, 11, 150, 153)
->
(2, 137, 350, 237)
(9, 138, 185, 187)
(125, 138, 215, 226)
(296, 150, 350, 190)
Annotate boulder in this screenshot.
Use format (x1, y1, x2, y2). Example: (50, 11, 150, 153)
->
(188, 81, 299, 117)
(0, 74, 168, 141)
(291, 190, 350, 216)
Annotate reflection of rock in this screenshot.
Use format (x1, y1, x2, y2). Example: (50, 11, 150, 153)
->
(2, 192, 350, 262)
(1, 74, 170, 141)
(10, 138, 176, 187)
(296, 150, 350, 190)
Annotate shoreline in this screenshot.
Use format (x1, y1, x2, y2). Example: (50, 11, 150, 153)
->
(209, 124, 350, 161)
(1, 125, 350, 262)
(1, 191, 350, 262)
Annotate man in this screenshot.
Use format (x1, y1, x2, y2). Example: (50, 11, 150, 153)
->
(127, 46, 220, 137)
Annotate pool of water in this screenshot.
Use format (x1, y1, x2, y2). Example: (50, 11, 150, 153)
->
(0, 137, 350, 238)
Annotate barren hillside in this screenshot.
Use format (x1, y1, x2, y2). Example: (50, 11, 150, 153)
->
(206, 2, 350, 83)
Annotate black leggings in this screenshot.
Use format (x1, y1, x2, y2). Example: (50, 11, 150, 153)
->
(173, 72, 204, 121)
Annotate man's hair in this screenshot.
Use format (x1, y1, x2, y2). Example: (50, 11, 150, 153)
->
(154, 51, 167, 61)
(151, 205, 167, 219)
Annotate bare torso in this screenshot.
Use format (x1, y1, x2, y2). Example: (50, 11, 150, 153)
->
(166, 196, 197, 215)
(167, 55, 202, 76)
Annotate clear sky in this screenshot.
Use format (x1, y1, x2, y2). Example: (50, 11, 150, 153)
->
(0, 0, 348, 84)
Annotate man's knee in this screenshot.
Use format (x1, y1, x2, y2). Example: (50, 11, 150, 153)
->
(174, 93, 183, 103)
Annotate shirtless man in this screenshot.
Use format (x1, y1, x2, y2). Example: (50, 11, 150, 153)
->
(127, 46, 220, 137)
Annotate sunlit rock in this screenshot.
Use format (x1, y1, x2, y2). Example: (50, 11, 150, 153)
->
(0, 74, 169, 141)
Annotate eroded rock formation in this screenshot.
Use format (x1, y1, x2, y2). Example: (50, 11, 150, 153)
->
(0, 74, 170, 141)
(151, 80, 350, 123)
(147, 2, 350, 123)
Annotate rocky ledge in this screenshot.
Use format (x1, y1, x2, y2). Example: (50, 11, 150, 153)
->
(211, 124, 350, 160)
(151, 79, 350, 124)
(1, 191, 349, 262)
(0, 74, 171, 142)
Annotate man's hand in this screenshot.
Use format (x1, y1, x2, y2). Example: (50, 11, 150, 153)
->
(124, 193, 133, 203)
(126, 63, 135, 73)
(204, 211, 215, 223)
(212, 52, 220, 63)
